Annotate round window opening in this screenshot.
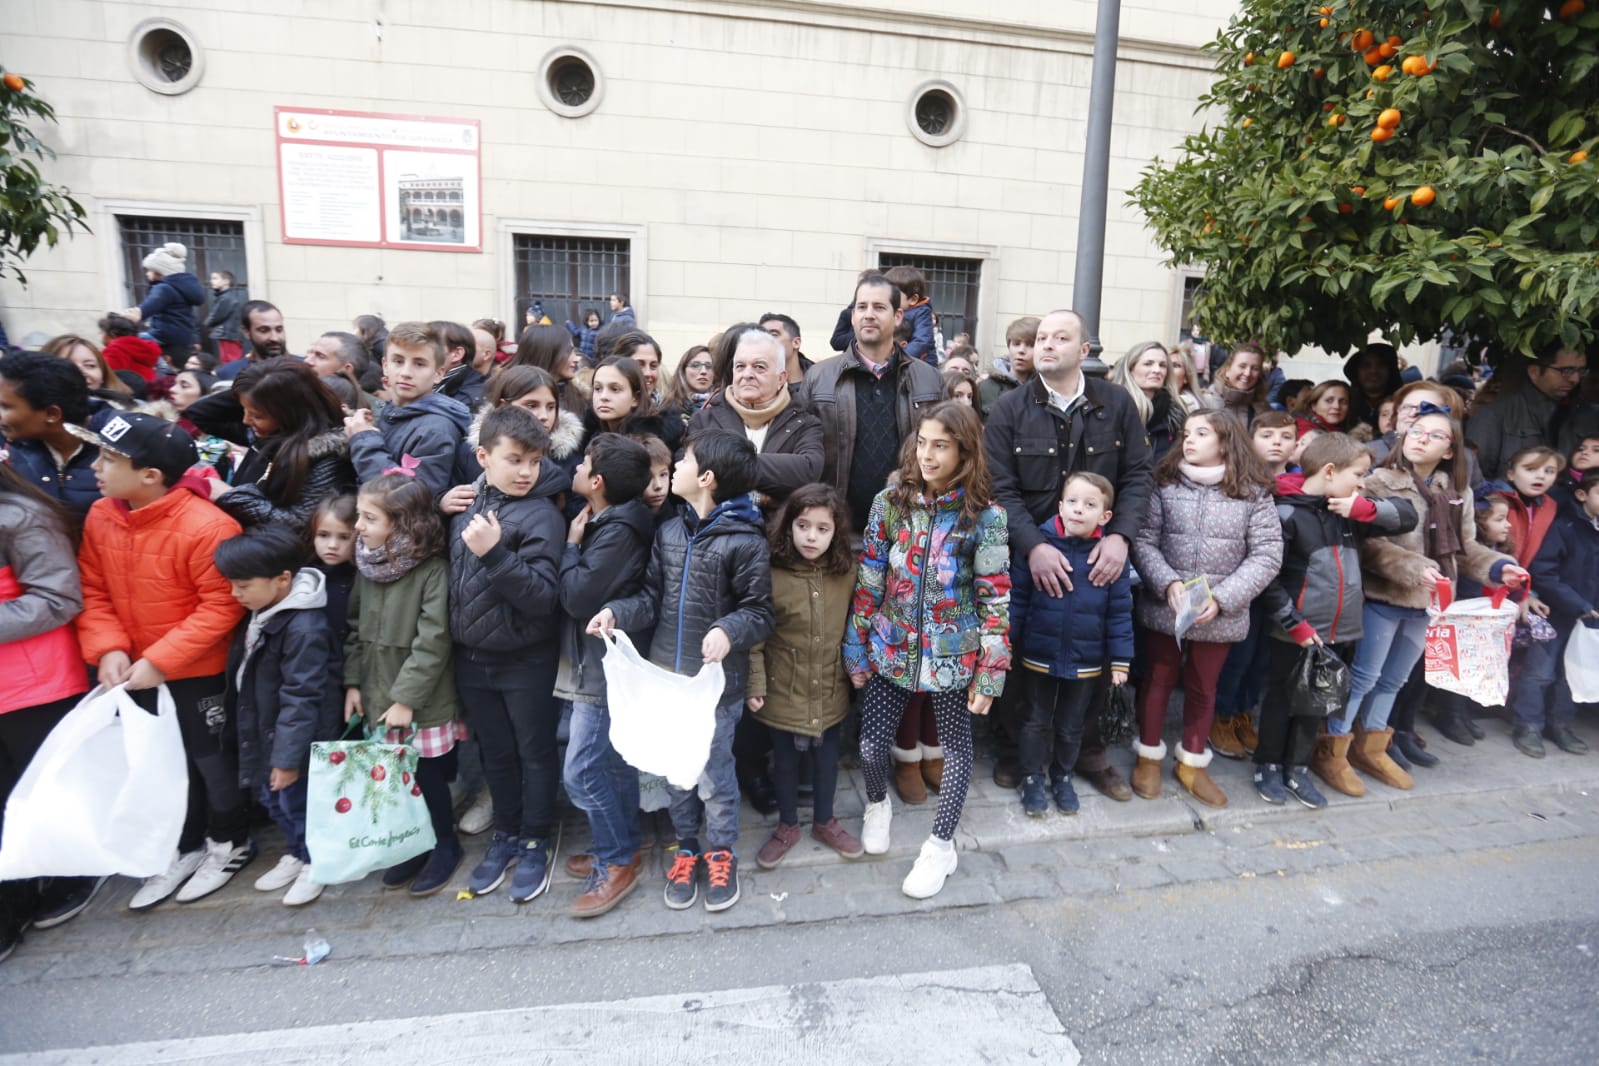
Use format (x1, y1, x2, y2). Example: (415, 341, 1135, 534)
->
(538, 48, 605, 118)
(906, 81, 966, 147)
(128, 19, 204, 95)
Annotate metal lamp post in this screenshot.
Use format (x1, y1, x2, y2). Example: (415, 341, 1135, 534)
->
(1072, 0, 1122, 378)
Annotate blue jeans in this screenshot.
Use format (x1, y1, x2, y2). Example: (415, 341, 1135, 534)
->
(1332, 601, 1429, 735)
(562, 700, 641, 870)
(1215, 600, 1270, 718)
(666, 696, 743, 852)
(1508, 633, 1575, 731)
(259, 779, 309, 862)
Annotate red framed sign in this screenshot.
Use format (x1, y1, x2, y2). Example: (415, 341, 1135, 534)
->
(274, 107, 482, 252)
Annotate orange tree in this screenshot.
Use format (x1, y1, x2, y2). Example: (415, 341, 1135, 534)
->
(1131, 0, 1599, 360)
(1, 68, 87, 285)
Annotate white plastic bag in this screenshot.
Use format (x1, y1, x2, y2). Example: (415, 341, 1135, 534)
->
(0, 684, 189, 879)
(1565, 623, 1599, 704)
(601, 631, 724, 790)
(1424, 585, 1518, 707)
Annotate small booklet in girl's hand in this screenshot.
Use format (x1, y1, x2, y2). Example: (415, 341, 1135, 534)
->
(1174, 575, 1214, 647)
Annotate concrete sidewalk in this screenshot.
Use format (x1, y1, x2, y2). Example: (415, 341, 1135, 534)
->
(3, 707, 1597, 988)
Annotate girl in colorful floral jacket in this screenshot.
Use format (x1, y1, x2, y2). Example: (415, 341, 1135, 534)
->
(845, 401, 1010, 901)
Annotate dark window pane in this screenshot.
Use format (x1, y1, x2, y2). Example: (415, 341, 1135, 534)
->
(116, 216, 247, 337)
(512, 235, 631, 330)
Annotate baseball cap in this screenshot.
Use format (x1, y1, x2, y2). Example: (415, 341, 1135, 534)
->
(95, 412, 198, 481)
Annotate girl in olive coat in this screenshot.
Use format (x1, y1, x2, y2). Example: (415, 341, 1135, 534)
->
(747, 485, 864, 869)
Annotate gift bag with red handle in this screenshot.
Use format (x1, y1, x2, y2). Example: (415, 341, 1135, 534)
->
(1424, 579, 1519, 707)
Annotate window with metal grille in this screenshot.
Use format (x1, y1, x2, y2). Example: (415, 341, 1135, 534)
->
(116, 216, 247, 322)
(877, 253, 982, 348)
(1179, 275, 1205, 336)
(512, 235, 630, 330)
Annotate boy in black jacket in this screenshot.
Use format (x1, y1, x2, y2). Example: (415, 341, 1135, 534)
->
(556, 434, 656, 918)
(590, 429, 774, 914)
(1257, 434, 1416, 808)
(1525, 478, 1599, 757)
(446, 406, 569, 903)
(214, 526, 343, 907)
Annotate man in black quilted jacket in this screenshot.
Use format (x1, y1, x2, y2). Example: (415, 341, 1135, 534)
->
(590, 429, 774, 915)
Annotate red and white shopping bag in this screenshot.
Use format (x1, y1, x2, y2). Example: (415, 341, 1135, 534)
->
(1424, 579, 1518, 707)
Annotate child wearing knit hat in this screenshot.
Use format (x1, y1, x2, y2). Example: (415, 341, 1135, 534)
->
(119, 242, 205, 362)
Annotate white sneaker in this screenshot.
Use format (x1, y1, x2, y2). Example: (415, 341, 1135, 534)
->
(458, 789, 494, 835)
(253, 855, 304, 892)
(128, 849, 205, 911)
(901, 837, 958, 899)
(282, 865, 324, 907)
(862, 798, 892, 855)
(174, 838, 258, 903)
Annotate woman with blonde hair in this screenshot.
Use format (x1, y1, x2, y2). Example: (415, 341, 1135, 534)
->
(41, 335, 133, 397)
(1204, 342, 1270, 426)
(1110, 341, 1187, 462)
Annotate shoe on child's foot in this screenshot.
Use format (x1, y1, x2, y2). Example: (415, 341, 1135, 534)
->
(703, 849, 740, 912)
(381, 851, 429, 889)
(457, 790, 494, 835)
(1020, 774, 1049, 818)
(408, 840, 465, 897)
(32, 877, 107, 930)
(467, 831, 522, 895)
(508, 838, 553, 904)
(901, 837, 958, 899)
(1464, 715, 1486, 740)
(129, 850, 205, 911)
(1234, 714, 1260, 756)
(861, 798, 892, 855)
(1051, 776, 1080, 815)
(1284, 765, 1328, 809)
(663, 848, 699, 910)
(253, 855, 304, 893)
(1253, 763, 1288, 805)
(1209, 715, 1247, 760)
(282, 865, 323, 906)
(811, 818, 865, 859)
(756, 823, 802, 869)
(1545, 723, 1589, 755)
(1512, 726, 1546, 759)
(176, 839, 258, 903)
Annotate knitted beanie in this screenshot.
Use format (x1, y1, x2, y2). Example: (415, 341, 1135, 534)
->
(142, 242, 188, 277)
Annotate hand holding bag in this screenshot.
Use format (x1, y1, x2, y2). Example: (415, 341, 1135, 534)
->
(0, 684, 188, 879)
(600, 631, 724, 790)
(1424, 579, 1518, 707)
(305, 719, 436, 885)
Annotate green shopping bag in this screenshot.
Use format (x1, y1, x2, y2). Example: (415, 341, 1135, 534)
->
(306, 721, 435, 885)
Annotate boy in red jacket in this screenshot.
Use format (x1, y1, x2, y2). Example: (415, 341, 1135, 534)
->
(76, 413, 250, 911)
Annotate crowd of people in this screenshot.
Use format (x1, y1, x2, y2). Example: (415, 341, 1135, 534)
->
(1, 251, 1595, 965)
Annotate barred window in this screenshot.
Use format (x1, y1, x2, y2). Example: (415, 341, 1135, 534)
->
(116, 215, 246, 314)
(877, 253, 982, 348)
(512, 235, 630, 330)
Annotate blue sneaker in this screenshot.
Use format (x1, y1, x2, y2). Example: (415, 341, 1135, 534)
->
(1285, 766, 1329, 810)
(1020, 774, 1049, 818)
(1051, 776, 1080, 815)
(1254, 763, 1289, 805)
(467, 831, 522, 895)
(508, 838, 553, 904)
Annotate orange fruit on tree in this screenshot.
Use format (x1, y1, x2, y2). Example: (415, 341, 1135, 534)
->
(1352, 185, 1367, 195)
(1371, 126, 1395, 142)
(1352, 28, 1375, 51)
(1338, 203, 1354, 214)
(1374, 64, 1394, 80)
(1558, 0, 1584, 19)
(1277, 50, 1296, 68)
(1366, 88, 1376, 99)
(1387, 35, 1404, 46)
(1571, 150, 1590, 163)
(1242, 117, 1253, 128)
(1489, 8, 1502, 27)
(1319, 5, 1332, 13)
(1320, 17, 1330, 27)
(1379, 42, 1398, 59)
(1365, 47, 1385, 65)
(1324, 101, 1337, 111)
(1384, 195, 1402, 209)
(1378, 107, 1402, 129)
(1329, 113, 1347, 126)
(1, 73, 23, 92)
(1313, 67, 1326, 79)
(1245, 51, 1256, 66)
(1411, 185, 1435, 206)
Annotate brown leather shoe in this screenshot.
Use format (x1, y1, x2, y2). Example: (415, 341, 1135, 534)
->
(1310, 732, 1365, 796)
(570, 856, 640, 918)
(565, 850, 641, 880)
(811, 818, 865, 859)
(756, 823, 802, 870)
(1081, 764, 1134, 802)
(920, 744, 944, 792)
(893, 747, 927, 804)
(992, 756, 1023, 789)
(1130, 741, 1166, 800)
(1173, 747, 1228, 808)
(1233, 714, 1260, 756)
(1209, 715, 1247, 760)
(1348, 725, 1413, 790)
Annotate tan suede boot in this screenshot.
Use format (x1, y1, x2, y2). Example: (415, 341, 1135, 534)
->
(919, 743, 944, 792)
(1310, 731, 1365, 797)
(1348, 725, 1414, 790)
(1131, 740, 1166, 799)
(892, 746, 927, 804)
(1173, 745, 1228, 807)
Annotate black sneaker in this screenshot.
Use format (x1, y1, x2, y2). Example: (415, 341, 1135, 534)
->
(663, 848, 699, 910)
(381, 851, 430, 889)
(409, 840, 465, 897)
(508, 838, 553, 904)
(1284, 766, 1328, 809)
(1545, 724, 1589, 755)
(31, 877, 107, 931)
(467, 831, 522, 895)
(1464, 715, 1486, 740)
(1253, 763, 1288, 805)
(702, 849, 740, 912)
(1020, 774, 1049, 817)
(1394, 731, 1438, 768)
(1512, 726, 1546, 759)
(1051, 776, 1080, 815)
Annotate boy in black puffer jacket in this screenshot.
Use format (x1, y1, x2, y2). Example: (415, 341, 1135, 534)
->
(591, 429, 774, 915)
(445, 406, 569, 904)
(214, 526, 344, 908)
(1257, 434, 1415, 808)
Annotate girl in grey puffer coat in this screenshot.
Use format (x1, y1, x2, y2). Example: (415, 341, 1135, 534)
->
(1129, 411, 1283, 807)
